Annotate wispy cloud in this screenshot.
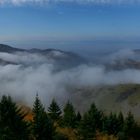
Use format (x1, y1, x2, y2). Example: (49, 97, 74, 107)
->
(0, 0, 44, 6)
(0, 0, 140, 6)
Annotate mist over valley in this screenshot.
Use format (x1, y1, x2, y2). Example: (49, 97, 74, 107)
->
(0, 44, 140, 119)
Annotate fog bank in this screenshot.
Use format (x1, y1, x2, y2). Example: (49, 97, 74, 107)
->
(0, 50, 140, 106)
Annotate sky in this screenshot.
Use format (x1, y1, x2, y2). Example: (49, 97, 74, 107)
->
(0, 0, 140, 50)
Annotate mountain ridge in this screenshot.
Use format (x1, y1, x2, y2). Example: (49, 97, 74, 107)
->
(0, 44, 25, 52)
(0, 44, 87, 69)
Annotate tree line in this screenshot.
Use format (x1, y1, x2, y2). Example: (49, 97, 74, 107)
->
(0, 94, 140, 140)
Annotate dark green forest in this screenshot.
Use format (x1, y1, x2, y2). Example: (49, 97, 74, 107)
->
(0, 95, 140, 140)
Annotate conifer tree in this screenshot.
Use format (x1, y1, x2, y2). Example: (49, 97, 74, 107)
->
(122, 111, 138, 139)
(32, 94, 55, 140)
(124, 111, 136, 131)
(78, 103, 103, 139)
(63, 101, 77, 128)
(76, 112, 81, 122)
(103, 112, 120, 135)
(117, 112, 124, 131)
(48, 98, 62, 122)
(87, 103, 103, 130)
(0, 95, 29, 140)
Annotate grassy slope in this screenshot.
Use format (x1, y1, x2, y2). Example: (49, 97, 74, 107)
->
(70, 84, 140, 120)
(20, 84, 140, 140)
(21, 84, 140, 121)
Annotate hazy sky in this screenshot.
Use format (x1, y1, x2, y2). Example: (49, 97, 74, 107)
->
(0, 0, 140, 49)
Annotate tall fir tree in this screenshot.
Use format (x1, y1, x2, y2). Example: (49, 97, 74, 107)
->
(48, 99, 62, 122)
(121, 111, 139, 139)
(117, 112, 124, 131)
(76, 112, 81, 124)
(32, 94, 55, 140)
(103, 112, 121, 136)
(0, 95, 29, 140)
(125, 111, 136, 130)
(63, 101, 77, 128)
(78, 103, 103, 139)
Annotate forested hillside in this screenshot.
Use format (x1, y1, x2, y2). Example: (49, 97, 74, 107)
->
(0, 95, 140, 140)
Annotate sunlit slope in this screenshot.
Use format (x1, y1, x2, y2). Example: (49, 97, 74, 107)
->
(70, 84, 140, 120)
(19, 84, 140, 121)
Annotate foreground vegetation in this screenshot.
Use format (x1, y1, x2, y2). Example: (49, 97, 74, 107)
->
(0, 95, 140, 140)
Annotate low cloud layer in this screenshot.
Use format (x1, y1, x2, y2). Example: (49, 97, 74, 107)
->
(0, 50, 140, 106)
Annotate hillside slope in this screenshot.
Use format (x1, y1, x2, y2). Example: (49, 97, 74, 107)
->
(69, 84, 140, 120)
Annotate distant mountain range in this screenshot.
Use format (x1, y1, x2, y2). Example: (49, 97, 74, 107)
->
(0, 44, 87, 69)
(105, 59, 140, 70)
(1, 44, 140, 70)
(102, 49, 140, 70)
(1, 44, 140, 120)
(0, 44, 24, 53)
